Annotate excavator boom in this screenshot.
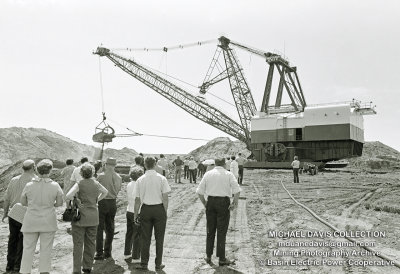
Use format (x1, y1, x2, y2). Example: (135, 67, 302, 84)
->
(94, 47, 249, 147)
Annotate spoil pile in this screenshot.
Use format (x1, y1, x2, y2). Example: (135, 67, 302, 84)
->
(0, 127, 138, 173)
(188, 137, 250, 160)
(347, 141, 400, 170)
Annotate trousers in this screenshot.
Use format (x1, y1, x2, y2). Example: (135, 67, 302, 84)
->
(20, 231, 56, 273)
(72, 225, 97, 272)
(206, 196, 230, 260)
(293, 168, 299, 183)
(7, 217, 23, 270)
(238, 166, 244, 184)
(184, 165, 189, 179)
(140, 204, 167, 266)
(174, 168, 182, 183)
(189, 169, 197, 183)
(96, 199, 117, 256)
(124, 212, 141, 259)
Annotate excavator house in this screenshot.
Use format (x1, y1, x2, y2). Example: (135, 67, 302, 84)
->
(95, 36, 376, 168)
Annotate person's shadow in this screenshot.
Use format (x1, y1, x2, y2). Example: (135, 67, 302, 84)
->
(127, 261, 158, 274)
(92, 258, 125, 274)
(196, 261, 245, 274)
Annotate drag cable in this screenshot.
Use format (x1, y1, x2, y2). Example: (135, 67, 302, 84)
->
(280, 180, 400, 269)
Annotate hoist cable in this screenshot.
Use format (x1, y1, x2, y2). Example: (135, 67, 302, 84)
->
(98, 57, 105, 112)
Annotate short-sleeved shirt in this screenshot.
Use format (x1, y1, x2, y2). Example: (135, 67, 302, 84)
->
(173, 158, 184, 167)
(61, 165, 75, 193)
(230, 160, 239, 178)
(21, 178, 64, 232)
(97, 171, 122, 199)
(188, 160, 197, 170)
(5, 173, 37, 208)
(196, 166, 241, 197)
(236, 156, 246, 166)
(126, 180, 138, 213)
(135, 170, 171, 205)
(184, 160, 189, 166)
(225, 160, 232, 170)
(158, 158, 168, 171)
(70, 166, 83, 184)
(291, 160, 300, 169)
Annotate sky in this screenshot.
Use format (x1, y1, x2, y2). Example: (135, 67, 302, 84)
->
(0, 0, 399, 154)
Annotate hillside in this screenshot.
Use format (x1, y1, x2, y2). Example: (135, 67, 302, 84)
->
(188, 137, 250, 160)
(347, 141, 400, 170)
(0, 127, 138, 172)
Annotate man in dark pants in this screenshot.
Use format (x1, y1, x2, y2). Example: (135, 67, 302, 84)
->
(236, 153, 246, 185)
(196, 158, 241, 266)
(134, 157, 171, 271)
(95, 157, 122, 260)
(2, 160, 37, 273)
(291, 156, 300, 183)
(124, 167, 144, 262)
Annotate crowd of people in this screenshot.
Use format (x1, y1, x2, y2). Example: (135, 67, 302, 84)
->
(2, 152, 251, 273)
(171, 153, 247, 185)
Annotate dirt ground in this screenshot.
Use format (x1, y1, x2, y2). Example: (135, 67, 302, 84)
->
(1, 169, 400, 274)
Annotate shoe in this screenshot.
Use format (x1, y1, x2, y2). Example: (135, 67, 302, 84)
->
(136, 264, 148, 270)
(104, 254, 112, 260)
(94, 253, 104, 260)
(204, 257, 211, 264)
(82, 268, 91, 273)
(131, 258, 141, 263)
(155, 264, 165, 270)
(124, 254, 132, 260)
(219, 258, 235, 266)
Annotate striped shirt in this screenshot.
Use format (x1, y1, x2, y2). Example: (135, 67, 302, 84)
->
(5, 173, 37, 208)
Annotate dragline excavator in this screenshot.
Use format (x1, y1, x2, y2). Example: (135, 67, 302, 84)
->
(94, 36, 375, 169)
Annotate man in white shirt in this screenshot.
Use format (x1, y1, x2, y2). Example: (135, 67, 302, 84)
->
(291, 156, 300, 183)
(70, 157, 89, 186)
(225, 157, 231, 171)
(134, 157, 171, 271)
(124, 167, 144, 262)
(188, 157, 197, 184)
(236, 153, 247, 185)
(183, 158, 189, 179)
(196, 158, 241, 266)
(230, 156, 239, 179)
(157, 154, 168, 177)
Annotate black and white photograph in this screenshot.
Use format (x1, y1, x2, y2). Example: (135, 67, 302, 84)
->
(0, 0, 399, 273)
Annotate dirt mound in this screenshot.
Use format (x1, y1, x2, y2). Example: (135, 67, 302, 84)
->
(347, 141, 400, 170)
(0, 127, 138, 172)
(188, 137, 250, 160)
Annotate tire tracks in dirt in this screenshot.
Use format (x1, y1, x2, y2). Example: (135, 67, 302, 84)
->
(245, 170, 400, 274)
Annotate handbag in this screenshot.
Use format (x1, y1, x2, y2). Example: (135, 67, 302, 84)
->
(62, 201, 75, 222)
(62, 198, 81, 222)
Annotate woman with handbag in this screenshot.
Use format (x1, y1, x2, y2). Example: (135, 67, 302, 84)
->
(66, 163, 108, 274)
(20, 159, 64, 274)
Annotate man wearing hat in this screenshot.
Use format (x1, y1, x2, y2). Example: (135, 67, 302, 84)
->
(2, 159, 37, 272)
(94, 157, 122, 260)
(196, 157, 241, 266)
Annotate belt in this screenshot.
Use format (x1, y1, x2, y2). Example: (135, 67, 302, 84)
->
(142, 203, 163, 206)
(208, 196, 229, 199)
